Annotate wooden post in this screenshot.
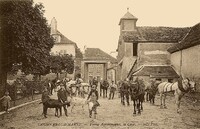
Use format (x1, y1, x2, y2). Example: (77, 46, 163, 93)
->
(31, 88, 34, 100)
(14, 85, 17, 106)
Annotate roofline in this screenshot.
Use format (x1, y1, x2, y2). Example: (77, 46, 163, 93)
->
(124, 40, 179, 43)
(117, 58, 123, 65)
(82, 60, 108, 64)
(54, 42, 76, 45)
(119, 18, 138, 25)
(107, 65, 117, 70)
(167, 26, 193, 53)
(132, 65, 179, 78)
(132, 65, 144, 76)
(131, 65, 173, 76)
(127, 59, 137, 78)
(141, 64, 172, 67)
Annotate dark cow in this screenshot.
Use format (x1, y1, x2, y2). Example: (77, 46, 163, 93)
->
(42, 99, 70, 118)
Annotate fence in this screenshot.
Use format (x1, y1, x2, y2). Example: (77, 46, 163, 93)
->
(0, 80, 46, 111)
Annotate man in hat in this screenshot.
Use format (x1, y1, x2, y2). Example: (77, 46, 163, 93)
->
(57, 83, 69, 116)
(121, 78, 130, 106)
(109, 81, 117, 100)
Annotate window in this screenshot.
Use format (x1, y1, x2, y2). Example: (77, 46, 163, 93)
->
(133, 43, 138, 56)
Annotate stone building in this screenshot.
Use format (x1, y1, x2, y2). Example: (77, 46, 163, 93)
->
(50, 17, 82, 79)
(116, 10, 190, 84)
(50, 17, 77, 56)
(81, 48, 117, 83)
(168, 23, 200, 91)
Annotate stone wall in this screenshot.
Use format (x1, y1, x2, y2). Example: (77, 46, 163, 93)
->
(138, 43, 172, 67)
(171, 44, 200, 91)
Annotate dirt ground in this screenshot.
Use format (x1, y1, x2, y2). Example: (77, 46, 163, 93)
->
(0, 92, 200, 129)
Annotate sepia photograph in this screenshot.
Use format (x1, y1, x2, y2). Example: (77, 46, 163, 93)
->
(0, 0, 200, 129)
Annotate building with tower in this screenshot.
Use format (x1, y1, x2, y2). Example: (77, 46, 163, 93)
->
(50, 17, 77, 56)
(116, 9, 191, 85)
(50, 17, 82, 79)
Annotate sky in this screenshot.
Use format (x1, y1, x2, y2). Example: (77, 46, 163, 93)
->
(34, 0, 200, 57)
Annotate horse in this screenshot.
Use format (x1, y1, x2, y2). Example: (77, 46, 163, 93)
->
(157, 78, 195, 114)
(100, 80, 109, 98)
(129, 79, 145, 115)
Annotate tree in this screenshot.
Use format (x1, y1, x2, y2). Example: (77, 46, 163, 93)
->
(49, 54, 74, 78)
(0, 1, 54, 97)
(75, 47, 83, 58)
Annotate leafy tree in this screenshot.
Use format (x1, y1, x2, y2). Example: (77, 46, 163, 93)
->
(49, 54, 74, 78)
(75, 47, 83, 58)
(0, 1, 54, 97)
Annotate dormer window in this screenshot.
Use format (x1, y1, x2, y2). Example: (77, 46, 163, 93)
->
(53, 35, 61, 43)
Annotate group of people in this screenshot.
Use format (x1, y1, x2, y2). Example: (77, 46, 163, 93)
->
(42, 81, 70, 116)
(90, 77, 118, 100)
(117, 78, 147, 106)
(41, 77, 101, 118)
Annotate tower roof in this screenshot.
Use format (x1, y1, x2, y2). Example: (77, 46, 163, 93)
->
(50, 17, 57, 35)
(119, 11, 138, 25)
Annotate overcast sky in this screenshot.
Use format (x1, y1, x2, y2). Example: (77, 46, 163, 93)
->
(34, 0, 200, 57)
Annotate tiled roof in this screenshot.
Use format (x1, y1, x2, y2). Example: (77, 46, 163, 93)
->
(121, 12, 138, 20)
(132, 65, 179, 78)
(56, 31, 76, 45)
(123, 26, 190, 42)
(122, 29, 145, 42)
(84, 48, 117, 63)
(168, 23, 200, 53)
(119, 12, 138, 25)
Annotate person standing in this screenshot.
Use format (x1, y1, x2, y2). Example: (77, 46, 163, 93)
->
(75, 77, 83, 96)
(109, 81, 117, 100)
(87, 85, 100, 118)
(121, 78, 130, 106)
(0, 91, 11, 113)
(41, 87, 50, 115)
(47, 80, 52, 95)
(92, 77, 98, 87)
(57, 83, 69, 116)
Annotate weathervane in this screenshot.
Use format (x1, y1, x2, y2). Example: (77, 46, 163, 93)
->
(127, 7, 129, 12)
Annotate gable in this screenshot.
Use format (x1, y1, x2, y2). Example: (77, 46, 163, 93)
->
(132, 65, 179, 78)
(168, 23, 200, 53)
(84, 48, 117, 63)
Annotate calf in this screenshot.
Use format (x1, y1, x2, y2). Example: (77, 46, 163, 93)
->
(67, 96, 87, 113)
(42, 99, 70, 118)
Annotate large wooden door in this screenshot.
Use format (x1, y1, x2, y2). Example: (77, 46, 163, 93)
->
(88, 63, 104, 82)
